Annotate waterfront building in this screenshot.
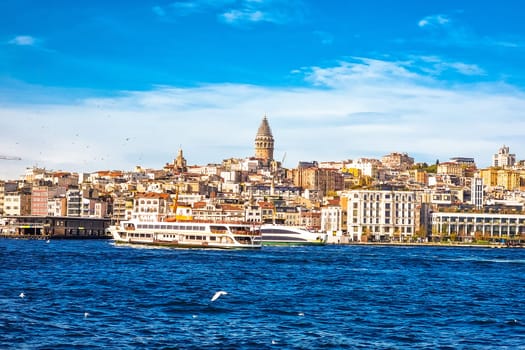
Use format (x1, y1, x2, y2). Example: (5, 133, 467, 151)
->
(192, 200, 245, 222)
(320, 201, 344, 240)
(4, 191, 31, 216)
(31, 186, 49, 216)
(132, 192, 170, 222)
(492, 145, 516, 168)
(66, 189, 82, 217)
(431, 212, 525, 241)
(112, 197, 132, 222)
(274, 206, 301, 226)
(0, 215, 110, 238)
(254, 115, 274, 166)
(345, 190, 416, 242)
(48, 197, 67, 216)
(81, 198, 108, 218)
(244, 204, 263, 223)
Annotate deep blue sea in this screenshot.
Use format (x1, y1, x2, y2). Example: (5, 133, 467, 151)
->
(1, 240, 525, 349)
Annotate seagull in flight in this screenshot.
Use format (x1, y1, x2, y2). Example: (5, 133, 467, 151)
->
(210, 290, 228, 302)
(19, 292, 25, 298)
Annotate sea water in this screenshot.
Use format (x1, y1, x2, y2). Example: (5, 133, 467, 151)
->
(1, 239, 524, 349)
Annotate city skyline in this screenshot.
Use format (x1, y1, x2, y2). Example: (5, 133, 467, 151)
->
(2, 1, 525, 179)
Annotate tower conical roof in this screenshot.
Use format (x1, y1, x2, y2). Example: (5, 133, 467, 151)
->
(256, 116, 273, 137)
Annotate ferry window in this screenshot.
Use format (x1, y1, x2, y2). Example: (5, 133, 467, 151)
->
(161, 225, 167, 229)
(210, 236, 216, 241)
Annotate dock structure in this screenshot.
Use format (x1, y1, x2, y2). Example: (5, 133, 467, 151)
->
(0, 216, 111, 239)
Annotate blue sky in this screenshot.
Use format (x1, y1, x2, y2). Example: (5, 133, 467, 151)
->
(1, 0, 525, 179)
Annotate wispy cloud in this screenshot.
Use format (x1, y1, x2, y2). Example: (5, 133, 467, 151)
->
(152, 0, 304, 25)
(302, 57, 426, 88)
(1, 55, 524, 180)
(418, 14, 450, 28)
(417, 56, 485, 77)
(417, 13, 522, 49)
(219, 0, 304, 25)
(221, 9, 265, 24)
(8, 35, 37, 46)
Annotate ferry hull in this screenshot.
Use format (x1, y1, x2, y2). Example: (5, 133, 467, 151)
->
(261, 224, 328, 246)
(108, 221, 262, 250)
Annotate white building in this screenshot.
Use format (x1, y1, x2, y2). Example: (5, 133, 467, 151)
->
(320, 205, 344, 243)
(345, 158, 379, 178)
(471, 177, 484, 209)
(432, 212, 525, 240)
(492, 145, 516, 168)
(3, 193, 21, 216)
(132, 193, 170, 222)
(346, 190, 416, 242)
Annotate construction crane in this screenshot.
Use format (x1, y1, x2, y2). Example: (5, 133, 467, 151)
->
(0, 155, 22, 160)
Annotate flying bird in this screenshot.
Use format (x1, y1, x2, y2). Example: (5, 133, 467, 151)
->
(19, 292, 25, 298)
(210, 290, 228, 302)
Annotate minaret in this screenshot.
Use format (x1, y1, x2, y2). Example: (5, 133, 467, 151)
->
(254, 115, 274, 166)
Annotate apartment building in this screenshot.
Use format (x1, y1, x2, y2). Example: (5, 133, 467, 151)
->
(31, 186, 49, 216)
(292, 167, 344, 194)
(346, 190, 417, 242)
(320, 202, 344, 241)
(132, 193, 170, 222)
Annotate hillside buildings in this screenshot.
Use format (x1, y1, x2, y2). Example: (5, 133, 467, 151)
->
(2, 113, 525, 246)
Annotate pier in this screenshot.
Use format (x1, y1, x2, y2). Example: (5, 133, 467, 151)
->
(0, 216, 111, 239)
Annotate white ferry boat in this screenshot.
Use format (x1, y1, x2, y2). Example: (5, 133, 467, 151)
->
(261, 224, 328, 246)
(108, 220, 262, 249)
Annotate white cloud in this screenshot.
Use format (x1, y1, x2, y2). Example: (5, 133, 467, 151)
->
(1, 56, 525, 180)
(418, 14, 450, 28)
(221, 9, 265, 23)
(8, 35, 36, 46)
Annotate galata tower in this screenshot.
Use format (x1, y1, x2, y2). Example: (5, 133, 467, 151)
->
(254, 115, 274, 165)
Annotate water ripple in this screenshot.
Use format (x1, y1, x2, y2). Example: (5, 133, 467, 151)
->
(2, 240, 525, 349)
